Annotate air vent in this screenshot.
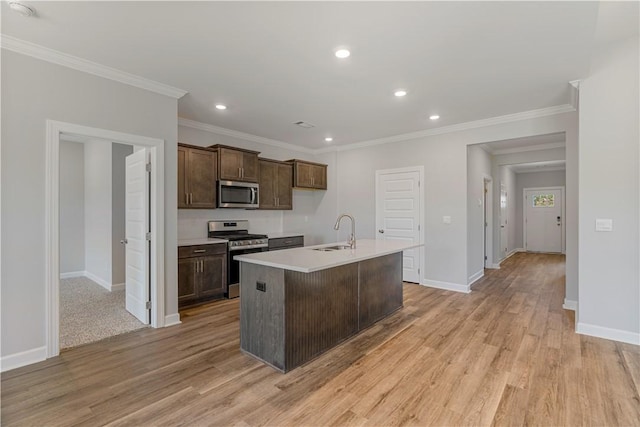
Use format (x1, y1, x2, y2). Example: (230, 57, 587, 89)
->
(294, 121, 315, 129)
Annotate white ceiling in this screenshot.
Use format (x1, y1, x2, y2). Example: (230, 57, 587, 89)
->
(1, 2, 637, 149)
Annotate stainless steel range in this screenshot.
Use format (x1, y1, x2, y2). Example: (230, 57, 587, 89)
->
(208, 220, 268, 298)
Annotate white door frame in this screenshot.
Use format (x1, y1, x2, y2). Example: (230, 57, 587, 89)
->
(483, 175, 494, 268)
(523, 186, 566, 254)
(46, 120, 165, 358)
(374, 165, 425, 285)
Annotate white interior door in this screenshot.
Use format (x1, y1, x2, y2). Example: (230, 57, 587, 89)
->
(125, 148, 150, 324)
(500, 183, 508, 259)
(524, 188, 562, 253)
(376, 169, 422, 283)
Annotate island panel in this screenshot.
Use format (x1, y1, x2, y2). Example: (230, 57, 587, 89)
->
(358, 253, 403, 330)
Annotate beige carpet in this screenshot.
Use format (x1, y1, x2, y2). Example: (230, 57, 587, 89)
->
(60, 276, 147, 349)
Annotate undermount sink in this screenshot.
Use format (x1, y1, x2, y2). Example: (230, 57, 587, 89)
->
(312, 245, 352, 251)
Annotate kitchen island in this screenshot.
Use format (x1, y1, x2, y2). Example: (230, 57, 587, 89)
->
(235, 239, 422, 372)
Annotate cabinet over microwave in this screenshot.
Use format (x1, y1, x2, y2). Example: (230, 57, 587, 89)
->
(218, 180, 259, 209)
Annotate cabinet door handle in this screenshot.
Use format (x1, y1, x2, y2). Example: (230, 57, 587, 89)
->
(200, 260, 204, 272)
(193, 249, 206, 253)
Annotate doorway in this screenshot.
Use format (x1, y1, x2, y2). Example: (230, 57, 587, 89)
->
(45, 120, 165, 358)
(524, 187, 565, 253)
(375, 166, 424, 284)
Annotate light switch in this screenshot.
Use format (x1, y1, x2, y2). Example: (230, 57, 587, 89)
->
(443, 216, 452, 224)
(595, 218, 613, 232)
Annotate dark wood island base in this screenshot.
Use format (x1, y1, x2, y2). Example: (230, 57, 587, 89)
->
(240, 252, 403, 372)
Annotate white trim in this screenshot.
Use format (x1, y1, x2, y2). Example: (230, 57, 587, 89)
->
(523, 186, 566, 254)
(316, 104, 576, 154)
(111, 283, 125, 292)
(576, 322, 640, 345)
(164, 313, 182, 327)
(178, 117, 315, 154)
(374, 166, 425, 285)
(1, 35, 187, 99)
(491, 142, 566, 156)
(0, 346, 47, 373)
(562, 299, 578, 311)
(60, 271, 85, 279)
(489, 264, 501, 269)
(468, 270, 484, 286)
(423, 279, 471, 294)
(483, 175, 494, 268)
(46, 120, 166, 360)
(84, 270, 111, 291)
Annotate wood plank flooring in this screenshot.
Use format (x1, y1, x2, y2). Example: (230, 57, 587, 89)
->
(2, 253, 639, 426)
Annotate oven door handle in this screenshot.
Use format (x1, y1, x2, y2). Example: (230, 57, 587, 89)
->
(250, 187, 257, 205)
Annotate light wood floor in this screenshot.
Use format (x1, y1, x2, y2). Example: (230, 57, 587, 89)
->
(2, 253, 639, 426)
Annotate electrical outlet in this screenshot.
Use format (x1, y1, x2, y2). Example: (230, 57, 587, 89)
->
(256, 281, 266, 292)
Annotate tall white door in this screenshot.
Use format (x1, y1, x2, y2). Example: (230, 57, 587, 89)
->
(500, 183, 508, 259)
(125, 149, 150, 324)
(524, 188, 563, 253)
(375, 169, 422, 283)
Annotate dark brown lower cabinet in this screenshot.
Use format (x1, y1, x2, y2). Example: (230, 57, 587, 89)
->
(178, 243, 227, 308)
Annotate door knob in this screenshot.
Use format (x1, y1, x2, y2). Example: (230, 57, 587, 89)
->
(120, 239, 128, 244)
(378, 229, 384, 234)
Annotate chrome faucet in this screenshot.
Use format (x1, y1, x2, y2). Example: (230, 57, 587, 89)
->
(334, 214, 356, 249)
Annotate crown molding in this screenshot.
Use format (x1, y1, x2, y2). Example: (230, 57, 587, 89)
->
(178, 117, 315, 154)
(316, 104, 576, 154)
(1, 35, 187, 99)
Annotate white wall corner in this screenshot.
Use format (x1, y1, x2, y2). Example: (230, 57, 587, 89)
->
(423, 279, 471, 294)
(164, 313, 182, 327)
(84, 271, 112, 291)
(576, 322, 640, 346)
(562, 299, 578, 311)
(0, 346, 47, 373)
(468, 270, 485, 286)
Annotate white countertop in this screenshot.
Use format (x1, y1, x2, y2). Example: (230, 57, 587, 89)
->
(178, 237, 228, 247)
(267, 232, 305, 239)
(234, 239, 422, 273)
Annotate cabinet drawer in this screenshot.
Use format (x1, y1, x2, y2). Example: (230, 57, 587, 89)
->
(268, 236, 304, 250)
(178, 243, 227, 258)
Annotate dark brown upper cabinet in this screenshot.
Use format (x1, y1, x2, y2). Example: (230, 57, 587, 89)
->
(259, 159, 293, 210)
(210, 144, 260, 183)
(178, 143, 217, 209)
(287, 159, 327, 190)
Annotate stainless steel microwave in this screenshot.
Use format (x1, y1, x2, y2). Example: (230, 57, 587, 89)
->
(218, 180, 259, 208)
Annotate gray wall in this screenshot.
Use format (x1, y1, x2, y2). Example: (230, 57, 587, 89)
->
(578, 35, 639, 338)
(515, 170, 566, 249)
(84, 140, 113, 285)
(467, 145, 493, 282)
(59, 141, 85, 274)
(1, 50, 178, 359)
(112, 143, 134, 285)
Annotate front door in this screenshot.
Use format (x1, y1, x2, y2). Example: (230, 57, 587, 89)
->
(125, 149, 150, 324)
(524, 188, 563, 253)
(375, 168, 422, 283)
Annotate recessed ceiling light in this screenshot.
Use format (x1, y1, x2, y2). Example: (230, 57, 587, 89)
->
(325, 137, 333, 142)
(394, 90, 407, 97)
(335, 49, 350, 59)
(215, 104, 227, 110)
(8, 1, 36, 16)
(429, 115, 440, 120)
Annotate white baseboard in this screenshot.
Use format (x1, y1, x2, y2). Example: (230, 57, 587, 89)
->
(1, 346, 47, 373)
(468, 270, 484, 287)
(164, 313, 182, 327)
(576, 322, 640, 345)
(111, 282, 125, 291)
(488, 263, 501, 270)
(84, 271, 114, 292)
(562, 299, 578, 311)
(423, 279, 471, 294)
(60, 270, 85, 279)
